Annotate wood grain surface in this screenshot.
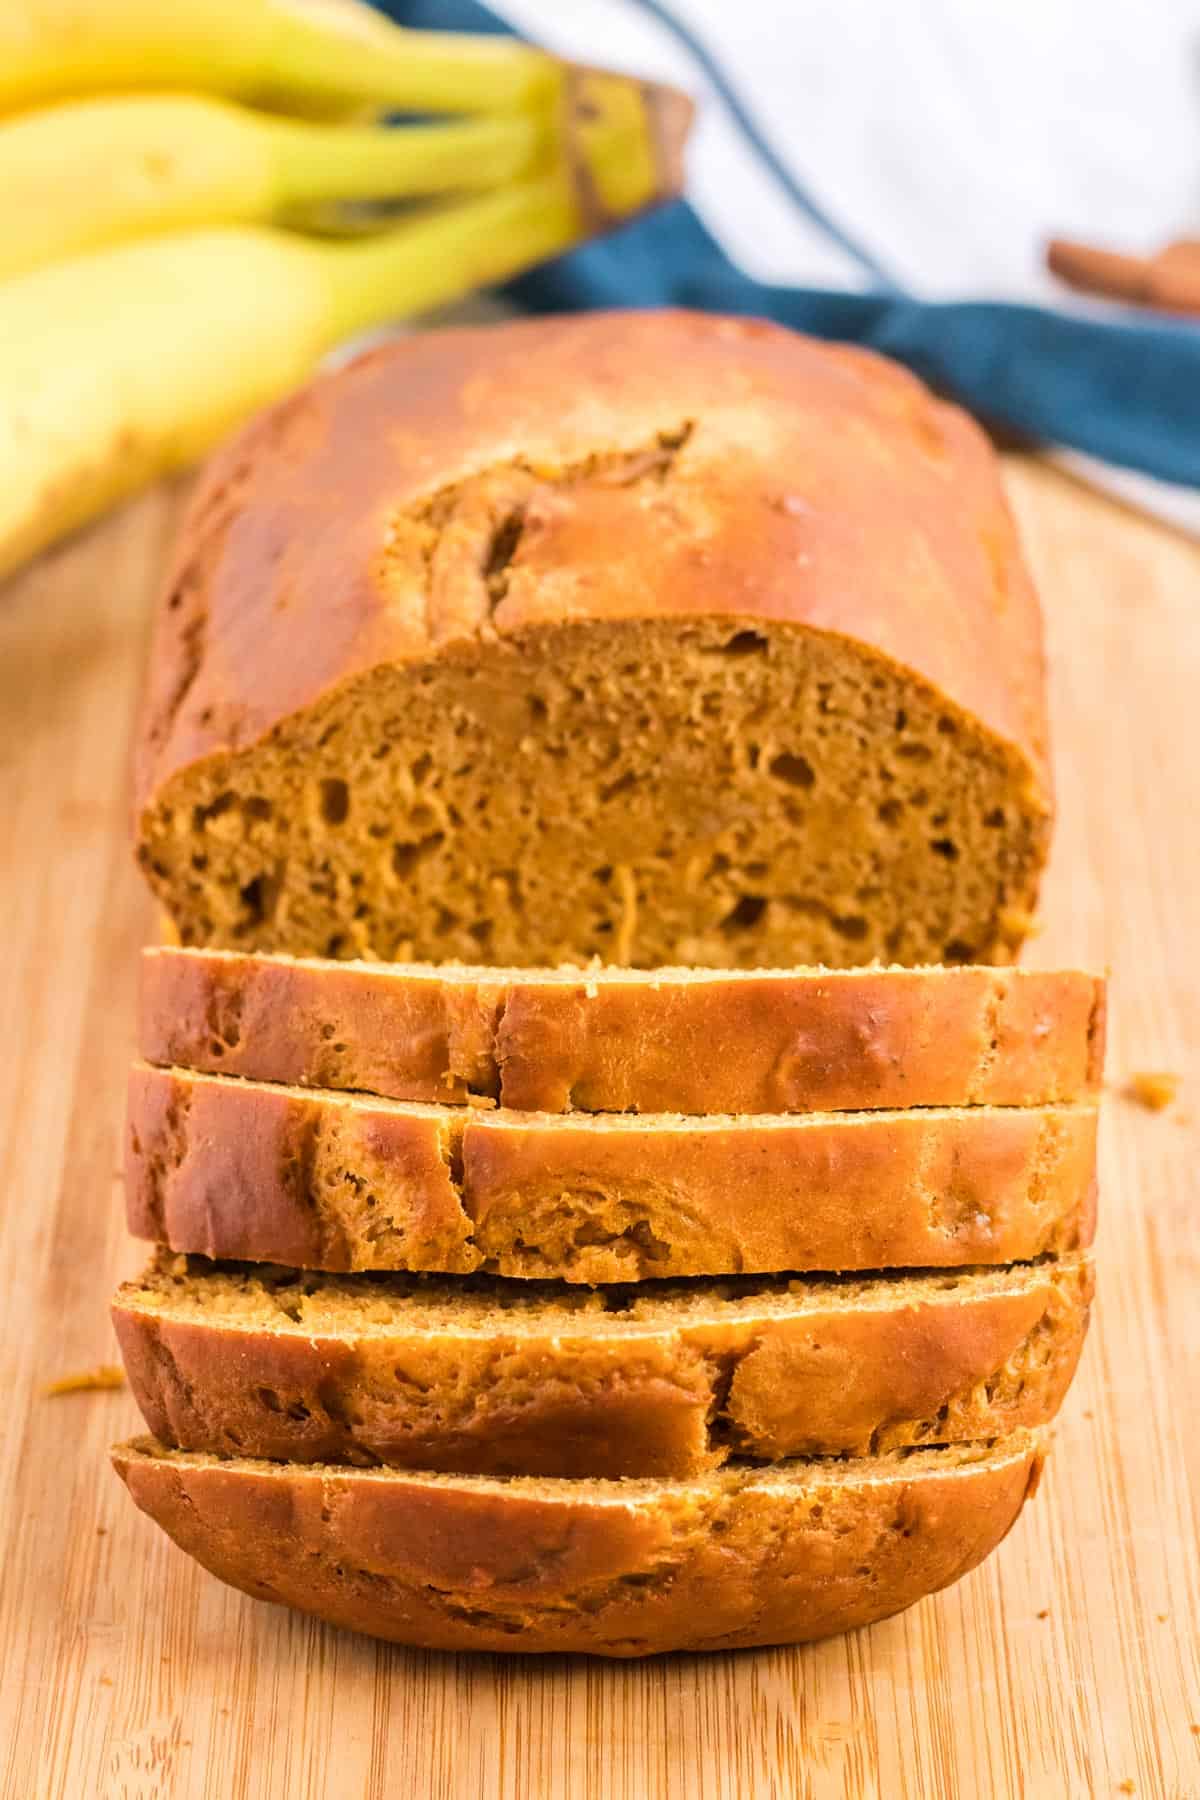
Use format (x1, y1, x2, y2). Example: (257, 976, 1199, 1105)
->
(0, 460, 1197, 1800)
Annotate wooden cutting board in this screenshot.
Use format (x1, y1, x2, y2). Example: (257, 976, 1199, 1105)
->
(0, 459, 1197, 1800)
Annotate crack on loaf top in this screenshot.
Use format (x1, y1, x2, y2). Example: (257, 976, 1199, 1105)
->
(383, 422, 696, 645)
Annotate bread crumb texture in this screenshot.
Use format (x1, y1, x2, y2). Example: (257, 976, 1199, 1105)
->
(134, 313, 1051, 972)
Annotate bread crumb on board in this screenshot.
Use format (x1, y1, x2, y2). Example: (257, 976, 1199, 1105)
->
(43, 1364, 126, 1397)
(1125, 1071, 1180, 1112)
(998, 906, 1041, 946)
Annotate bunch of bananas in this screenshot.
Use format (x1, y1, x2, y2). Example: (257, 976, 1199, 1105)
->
(0, 0, 691, 579)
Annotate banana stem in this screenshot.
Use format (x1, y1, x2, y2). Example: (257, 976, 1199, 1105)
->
(266, 111, 548, 207)
(316, 71, 691, 341)
(256, 6, 557, 114)
(319, 171, 581, 339)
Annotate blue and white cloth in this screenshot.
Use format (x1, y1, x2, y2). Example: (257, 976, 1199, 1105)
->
(383, 0, 1200, 526)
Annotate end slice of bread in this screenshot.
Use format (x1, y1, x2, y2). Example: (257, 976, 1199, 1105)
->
(111, 1430, 1045, 1656)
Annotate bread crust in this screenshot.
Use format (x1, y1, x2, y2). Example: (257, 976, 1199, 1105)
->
(125, 1063, 1098, 1280)
(140, 947, 1107, 1114)
(134, 313, 1049, 823)
(110, 1432, 1045, 1656)
(113, 1255, 1092, 1477)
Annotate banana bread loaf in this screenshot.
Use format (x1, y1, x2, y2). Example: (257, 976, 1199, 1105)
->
(111, 1430, 1044, 1656)
(114, 1251, 1092, 1477)
(133, 312, 1051, 971)
(126, 1063, 1098, 1279)
(140, 947, 1106, 1113)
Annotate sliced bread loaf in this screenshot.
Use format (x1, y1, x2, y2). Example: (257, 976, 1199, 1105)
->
(126, 1063, 1098, 1280)
(134, 312, 1051, 972)
(111, 1431, 1044, 1656)
(141, 947, 1106, 1114)
(114, 1251, 1092, 1478)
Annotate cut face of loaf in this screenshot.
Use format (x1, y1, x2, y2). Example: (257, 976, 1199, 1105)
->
(134, 313, 1051, 970)
(126, 1063, 1098, 1280)
(111, 1431, 1045, 1656)
(114, 1251, 1092, 1478)
(141, 947, 1107, 1114)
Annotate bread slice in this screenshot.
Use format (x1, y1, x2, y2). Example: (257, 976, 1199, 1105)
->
(126, 1063, 1098, 1280)
(113, 1251, 1092, 1478)
(133, 313, 1051, 972)
(140, 947, 1106, 1115)
(111, 1430, 1044, 1656)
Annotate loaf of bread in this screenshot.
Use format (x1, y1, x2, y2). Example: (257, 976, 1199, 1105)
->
(126, 1063, 1098, 1279)
(114, 1251, 1091, 1478)
(140, 947, 1106, 1114)
(112, 1431, 1044, 1656)
(134, 312, 1051, 971)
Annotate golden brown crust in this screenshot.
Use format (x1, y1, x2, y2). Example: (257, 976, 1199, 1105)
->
(112, 1254, 1092, 1477)
(140, 947, 1107, 1114)
(125, 1063, 1098, 1279)
(134, 313, 1049, 820)
(110, 1433, 1044, 1656)
(124, 1060, 477, 1272)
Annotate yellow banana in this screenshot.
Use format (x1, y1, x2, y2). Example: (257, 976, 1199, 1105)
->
(0, 0, 553, 118)
(0, 81, 691, 581)
(0, 95, 549, 279)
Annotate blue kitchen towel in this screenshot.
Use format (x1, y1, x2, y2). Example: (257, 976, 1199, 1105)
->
(380, 0, 1200, 498)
